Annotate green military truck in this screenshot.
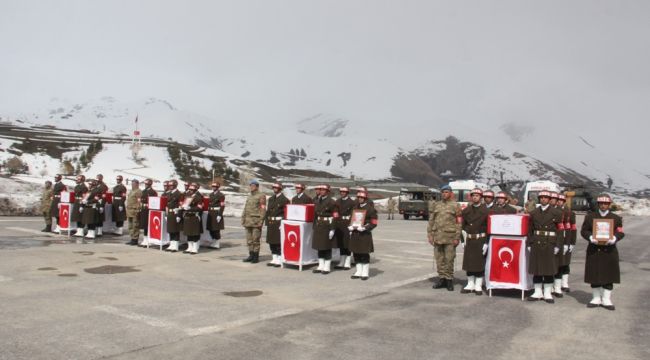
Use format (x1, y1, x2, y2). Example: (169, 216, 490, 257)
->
(398, 187, 440, 220)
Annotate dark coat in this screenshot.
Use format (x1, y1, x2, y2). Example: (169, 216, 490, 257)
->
(490, 204, 517, 215)
(291, 193, 313, 204)
(111, 184, 127, 222)
(461, 204, 489, 273)
(581, 211, 624, 284)
(182, 192, 204, 237)
(312, 196, 338, 250)
(527, 206, 564, 276)
(81, 187, 102, 226)
(206, 190, 226, 231)
(50, 181, 67, 215)
(335, 196, 355, 249)
(138, 187, 158, 232)
(71, 183, 88, 223)
(165, 189, 183, 234)
(265, 193, 289, 245)
(349, 203, 377, 254)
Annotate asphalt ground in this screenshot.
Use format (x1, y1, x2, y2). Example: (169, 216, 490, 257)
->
(0, 215, 648, 360)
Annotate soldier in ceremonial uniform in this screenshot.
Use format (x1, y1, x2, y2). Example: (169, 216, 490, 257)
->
(162, 181, 170, 197)
(264, 183, 289, 267)
(138, 178, 158, 241)
(460, 188, 489, 295)
(355, 186, 375, 207)
(483, 190, 495, 211)
(40, 181, 53, 232)
(206, 182, 226, 249)
(334, 187, 355, 270)
(94, 174, 109, 236)
(125, 180, 142, 245)
(387, 196, 397, 220)
(182, 183, 204, 255)
(581, 194, 624, 310)
(491, 192, 518, 214)
(557, 193, 577, 293)
(242, 179, 266, 263)
(428, 185, 462, 291)
(527, 191, 564, 303)
(348, 190, 377, 280)
(111, 175, 127, 235)
(72, 175, 88, 237)
(50, 174, 67, 233)
(291, 183, 312, 204)
(164, 180, 183, 252)
(312, 184, 339, 275)
(81, 179, 102, 239)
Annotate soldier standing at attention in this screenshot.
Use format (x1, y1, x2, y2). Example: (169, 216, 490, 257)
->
(81, 179, 102, 239)
(491, 192, 518, 214)
(164, 180, 183, 252)
(182, 183, 204, 255)
(348, 190, 377, 280)
(51, 174, 67, 233)
(483, 191, 495, 211)
(581, 194, 624, 310)
(526, 191, 564, 303)
(94, 174, 109, 237)
(40, 181, 53, 232)
(387, 196, 397, 220)
(460, 188, 489, 295)
(72, 175, 88, 236)
(138, 178, 158, 241)
(291, 183, 312, 204)
(334, 187, 355, 270)
(428, 185, 462, 291)
(125, 180, 142, 245)
(312, 184, 338, 275)
(242, 179, 266, 264)
(557, 193, 577, 293)
(264, 183, 289, 267)
(206, 182, 226, 249)
(111, 175, 127, 236)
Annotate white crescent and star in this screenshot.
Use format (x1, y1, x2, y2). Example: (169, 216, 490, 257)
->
(498, 246, 514, 268)
(287, 230, 298, 248)
(153, 216, 161, 230)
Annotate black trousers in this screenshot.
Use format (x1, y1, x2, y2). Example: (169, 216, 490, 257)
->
(169, 232, 179, 241)
(467, 271, 485, 277)
(87, 224, 96, 230)
(77, 222, 83, 228)
(354, 253, 370, 264)
(269, 244, 281, 255)
(209, 230, 221, 240)
(591, 283, 614, 290)
(340, 247, 351, 256)
(555, 265, 570, 278)
(533, 275, 554, 284)
(115, 221, 124, 227)
(187, 235, 200, 242)
(318, 249, 332, 260)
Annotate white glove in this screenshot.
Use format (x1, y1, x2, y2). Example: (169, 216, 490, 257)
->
(589, 235, 598, 245)
(563, 245, 569, 255)
(568, 245, 574, 253)
(183, 205, 191, 210)
(328, 230, 335, 239)
(607, 237, 617, 245)
(347, 225, 354, 232)
(482, 243, 488, 255)
(173, 208, 179, 214)
(217, 216, 222, 222)
(357, 226, 366, 232)
(176, 217, 181, 223)
(82, 200, 87, 205)
(99, 207, 104, 214)
(118, 206, 124, 212)
(554, 247, 560, 255)
(58, 203, 61, 208)
(527, 246, 531, 252)
(79, 207, 83, 213)
(461, 241, 466, 250)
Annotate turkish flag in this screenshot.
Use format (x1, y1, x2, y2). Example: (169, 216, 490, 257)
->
(488, 238, 522, 284)
(283, 223, 301, 262)
(59, 203, 70, 228)
(148, 210, 163, 240)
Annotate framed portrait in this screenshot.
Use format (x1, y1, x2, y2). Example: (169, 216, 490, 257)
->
(350, 209, 367, 228)
(593, 218, 614, 244)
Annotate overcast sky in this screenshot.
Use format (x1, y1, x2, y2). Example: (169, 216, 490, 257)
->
(1, 0, 649, 141)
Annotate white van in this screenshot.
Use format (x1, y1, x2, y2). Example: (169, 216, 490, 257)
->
(448, 180, 490, 209)
(523, 181, 561, 203)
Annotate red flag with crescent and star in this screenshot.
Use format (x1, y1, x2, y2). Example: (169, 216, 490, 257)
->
(148, 210, 163, 241)
(283, 222, 301, 262)
(59, 203, 70, 228)
(488, 238, 521, 284)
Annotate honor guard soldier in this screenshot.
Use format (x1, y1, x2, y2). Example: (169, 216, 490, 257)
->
(125, 180, 142, 245)
(182, 183, 204, 255)
(81, 179, 102, 239)
(40, 181, 53, 232)
(355, 186, 375, 207)
(428, 185, 462, 291)
(557, 193, 577, 292)
(460, 188, 489, 295)
(51, 174, 67, 233)
(206, 182, 226, 249)
(483, 190, 495, 210)
(581, 194, 624, 310)
(162, 181, 170, 197)
(526, 191, 564, 303)
(164, 180, 183, 252)
(492, 192, 517, 214)
(312, 184, 339, 275)
(387, 196, 397, 220)
(334, 187, 355, 270)
(348, 190, 377, 280)
(111, 175, 127, 235)
(138, 178, 158, 242)
(72, 175, 88, 236)
(265, 183, 289, 267)
(291, 183, 312, 204)
(94, 174, 109, 236)
(242, 179, 266, 263)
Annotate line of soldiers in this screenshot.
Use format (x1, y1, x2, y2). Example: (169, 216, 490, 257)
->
(242, 181, 377, 280)
(428, 184, 624, 309)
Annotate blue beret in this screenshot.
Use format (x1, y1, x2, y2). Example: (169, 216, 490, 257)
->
(249, 179, 260, 186)
(440, 184, 452, 191)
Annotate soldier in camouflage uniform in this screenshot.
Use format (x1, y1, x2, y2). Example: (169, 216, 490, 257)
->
(241, 179, 266, 264)
(126, 180, 142, 245)
(265, 182, 289, 267)
(40, 181, 53, 232)
(387, 197, 397, 220)
(427, 184, 462, 291)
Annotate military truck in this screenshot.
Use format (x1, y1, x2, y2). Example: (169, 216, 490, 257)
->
(398, 187, 441, 220)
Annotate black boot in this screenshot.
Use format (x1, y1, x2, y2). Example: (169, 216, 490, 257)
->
(242, 252, 254, 262)
(446, 279, 454, 291)
(432, 278, 447, 289)
(125, 239, 138, 246)
(251, 252, 259, 264)
(41, 224, 52, 232)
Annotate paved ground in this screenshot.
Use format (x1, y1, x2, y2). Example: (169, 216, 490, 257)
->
(0, 215, 648, 360)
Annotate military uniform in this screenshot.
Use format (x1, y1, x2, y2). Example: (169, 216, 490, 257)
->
(264, 191, 289, 265)
(491, 204, 517, 214)
(182, 190, 204, 254)
(111, 183, 127, 227)
(526, 197, 563, 302)
(349, 194, 377, 280)
(126, 187, 143, 244)
(387, 197, 397, 220)
(138, 186, 158, 236)
(581, 210, 624, 287)
(334, 193, 355, 269)
(71, 182, 88, 227)
(40, 186, 53, 231)
(242, 188, 266, 263)
(311, 192, 338, 274)
(50, 180, 67, 229)
(81, 185, 103, 238)
(558, 204, 577, 291)
(95, 180, 109, 233)
(428, 198, 462, 286)
(461, 202, 489, 295)
(163, 187, 183, 252)
(206, 189, 226, 239)
(291, 192, 313, 204)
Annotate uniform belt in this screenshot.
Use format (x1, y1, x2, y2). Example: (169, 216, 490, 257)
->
(340, 216, 351, 220)
(209, 207, 221, 210)
(113, 197, 122, 200)
(269, 216, 283, 220)
(54, 195, 61, 198)
(318, 216, 333, 220)
(466, 233, 486, 240)
(534, 231, 556, 236)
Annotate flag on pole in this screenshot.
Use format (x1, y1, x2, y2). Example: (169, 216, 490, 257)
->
(135, 115, 138, 123)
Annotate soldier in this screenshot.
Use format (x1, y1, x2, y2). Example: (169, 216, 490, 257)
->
(138, 178, 158, 242)
(312, 184, 338, 275)
(491, 192, 517, 214)
(386, 196, 397, 220)
(264, 182, 289, 267)
(72, 175, 88, 237)
(348, 190, 377, 280)
(162, 181, 170, 198)
(40, 181, 53, 232)
(291, 183, 312, 204)
(111, 175, 127, 235)
(165, 180, 183, 252)
(549, 192, 559, 208)
(125, 180, 142, 245)
(182, 183, 204, 255)
(553, 193, 577, 295)
(483, 190, 495, 210)
(428, 185, 462, 291)
(581, 194, 624, 310)
(95, 174, 109, 236)
(334, 187, 355, 270)
(524, 198, 537, 214)
(241, 179, 266, 263)
(460, 188, 489, 295)
(50, 174, 67, 233)
(206, 182, 226, 249)
(81, 179, 102, 239)
(355, 186, 375, 207)
(526, 191, 564, 303)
